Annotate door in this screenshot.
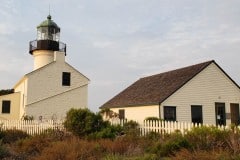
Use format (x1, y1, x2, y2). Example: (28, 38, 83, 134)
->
(230, 103, 240, 125)
(215, 103, 226, 126)
(191, 105, 203, 124)
(118, 109, 125, 120)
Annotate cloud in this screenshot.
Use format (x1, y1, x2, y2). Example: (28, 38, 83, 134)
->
(92, 41, 114, 48)
(0, 0, 239, 112)
(0, 23, 17, 35)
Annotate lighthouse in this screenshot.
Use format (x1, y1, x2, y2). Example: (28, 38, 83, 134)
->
(29, 15, 66, 70)
(0, 15, 89, 120)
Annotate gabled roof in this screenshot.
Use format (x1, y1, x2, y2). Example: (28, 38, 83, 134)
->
(14, 61, 90, 89)
(100, 60, 239, 109)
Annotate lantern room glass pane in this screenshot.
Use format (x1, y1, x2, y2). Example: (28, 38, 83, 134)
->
(37, 27, 60, 41)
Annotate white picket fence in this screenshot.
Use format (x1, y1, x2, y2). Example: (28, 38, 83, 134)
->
(111, 119, 228, 136)
(0, 120, 64, 135)
(139, 120, 205, 136)
(0, 119, 229, 136)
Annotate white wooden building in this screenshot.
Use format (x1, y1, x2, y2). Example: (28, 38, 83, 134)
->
(0, 15, 89, 120)
(100, 61, 240, 125)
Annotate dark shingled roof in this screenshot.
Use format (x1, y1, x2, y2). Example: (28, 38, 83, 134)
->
(100, 60, 216, 109)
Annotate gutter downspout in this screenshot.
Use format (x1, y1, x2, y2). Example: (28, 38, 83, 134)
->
(158, 102, 161, 120)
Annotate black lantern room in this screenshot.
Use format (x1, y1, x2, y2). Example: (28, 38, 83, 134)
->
(29, 15, 66, 54)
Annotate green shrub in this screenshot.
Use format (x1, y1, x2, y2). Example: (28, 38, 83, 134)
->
(64, 108, 124, 139)
(145, 131, 161, 141)
(145, 117, 161, 121)
(160, 135, 190, 156)
(148, 132, 191, 157)
(123, 120, 140, 136)
(185, 126, 228, 150)
(0, 129, 29, 144)
(91, 125, 123, 139)
(0, 141, 9, 158)
(64, 108, 109, 137)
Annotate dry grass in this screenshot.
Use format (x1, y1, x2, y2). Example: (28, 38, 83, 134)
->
(171, 148, 234, 160)
(34, 137, 100, 160)
(2, 126, 240, 159)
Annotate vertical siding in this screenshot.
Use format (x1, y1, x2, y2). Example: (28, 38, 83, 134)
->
(161, 63, 240, 125)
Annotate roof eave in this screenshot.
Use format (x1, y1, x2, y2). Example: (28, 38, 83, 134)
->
(100, 102, 160, 109)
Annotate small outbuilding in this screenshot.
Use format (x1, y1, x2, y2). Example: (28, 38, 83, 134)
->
(100, 60, 240, 125)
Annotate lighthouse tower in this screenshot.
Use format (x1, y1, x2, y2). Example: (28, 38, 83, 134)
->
(29, 15, 66, 70)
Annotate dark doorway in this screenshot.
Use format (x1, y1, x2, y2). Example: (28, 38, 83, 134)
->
(230, 103, 240, 125)
(215, 103, 226, 126)
(191, 105, 203, 124)
(118, 109, 125, 120)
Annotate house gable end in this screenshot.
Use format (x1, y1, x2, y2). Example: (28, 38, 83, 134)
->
(26, 61, 89, 105)
(161, 62, 240, 124)
(159, 61, 214, 104)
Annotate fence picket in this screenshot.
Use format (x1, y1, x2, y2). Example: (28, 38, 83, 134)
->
(0, 120, 64, 135)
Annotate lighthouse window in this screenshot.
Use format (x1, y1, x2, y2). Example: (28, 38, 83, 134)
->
(2, 100, 11, 114)
(62, 72, 71, 86)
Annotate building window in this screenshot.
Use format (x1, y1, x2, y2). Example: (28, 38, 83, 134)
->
(164, 106, 176, 121)
(62, 72, 71, 86)
(2, 100, 10, 114)
(191, 105, 203, 124)
(119, 109, 125, 120)
(215, 102, 226, 126)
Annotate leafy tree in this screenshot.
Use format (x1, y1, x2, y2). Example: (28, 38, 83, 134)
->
(99, 108, 118, 120)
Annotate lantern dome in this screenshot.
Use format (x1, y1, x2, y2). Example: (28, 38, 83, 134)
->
(37, 15, 60, 29)
(29, 15, 66, 55)
(36, 15, 60, 41)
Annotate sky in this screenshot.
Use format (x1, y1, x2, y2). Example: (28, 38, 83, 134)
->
(0, 0, 239, 112)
